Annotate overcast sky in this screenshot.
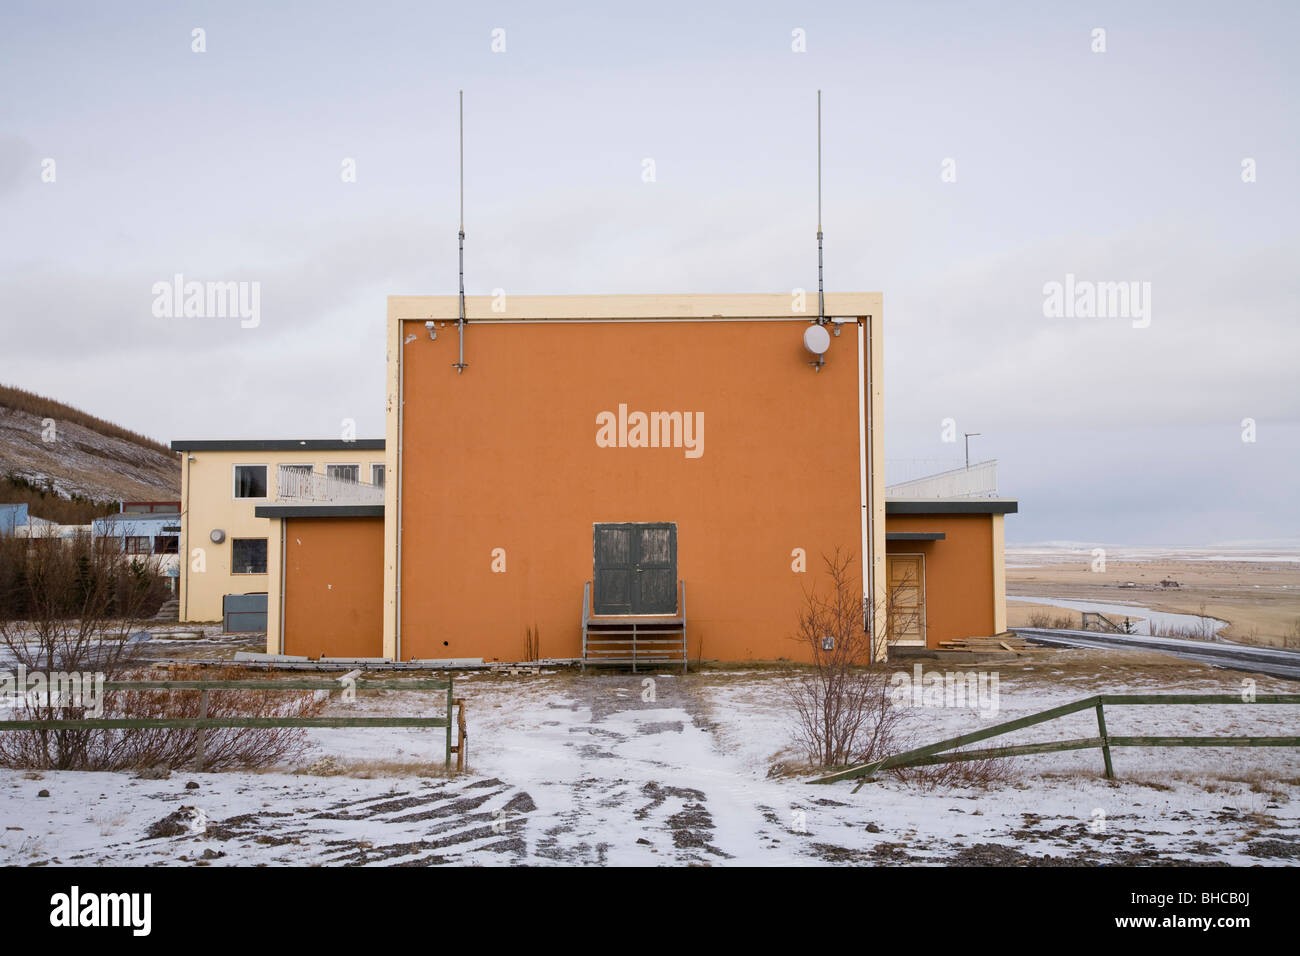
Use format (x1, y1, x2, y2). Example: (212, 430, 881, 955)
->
(1, 1, 1296, 545)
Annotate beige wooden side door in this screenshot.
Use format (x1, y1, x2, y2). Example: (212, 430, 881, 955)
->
(886, 554, 925, 644)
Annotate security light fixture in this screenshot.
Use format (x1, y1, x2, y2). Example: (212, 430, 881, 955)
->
(425, 320, 437, 340)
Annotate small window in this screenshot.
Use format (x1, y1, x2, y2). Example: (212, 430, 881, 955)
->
(371, 463, 385, 487)
(153, 535, 179, 555)
(231, 538, 268, 575)
(124, 536, 151, 555)
(326, 464, 360, 483)
(233, 465, 268, 498)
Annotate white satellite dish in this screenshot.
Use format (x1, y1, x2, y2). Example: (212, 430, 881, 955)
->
(803, 324, 831, 355)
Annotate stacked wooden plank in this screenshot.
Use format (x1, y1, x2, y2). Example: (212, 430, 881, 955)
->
(937, 633, 1037, 652)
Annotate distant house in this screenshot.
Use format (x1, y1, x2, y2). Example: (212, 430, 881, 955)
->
(91, 512, 183, 591)
(120, 500, 181, 514)
(0, 503, 28, 536)
(0, 504, 90, 541)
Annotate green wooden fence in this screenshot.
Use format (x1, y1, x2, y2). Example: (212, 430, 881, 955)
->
(0, 675, 465, 769)
(809, 693, 1300, 791)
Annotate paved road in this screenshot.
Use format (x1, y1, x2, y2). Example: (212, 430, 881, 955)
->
(1014, 628, 1300, 681)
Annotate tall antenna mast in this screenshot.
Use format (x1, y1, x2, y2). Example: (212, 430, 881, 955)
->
(817, 89, 824, 327)
(454, 89, 468, 373)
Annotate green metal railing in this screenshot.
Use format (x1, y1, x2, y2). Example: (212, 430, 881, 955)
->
(809, 693, 1300, 791)
(0, 675, 466, 769)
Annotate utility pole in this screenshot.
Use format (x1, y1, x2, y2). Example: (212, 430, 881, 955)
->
(964, 432, 981, 470)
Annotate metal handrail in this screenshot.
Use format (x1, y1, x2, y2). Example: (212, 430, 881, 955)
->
(275, 465, 383, 505)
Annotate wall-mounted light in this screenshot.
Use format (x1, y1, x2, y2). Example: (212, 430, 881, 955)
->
(425, 320, 437, 341)
(210, 529, 226, 544)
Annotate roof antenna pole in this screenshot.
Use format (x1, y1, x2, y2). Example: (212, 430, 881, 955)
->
(454, 89, 469, 374)
(817, 89, 824, 329)
(813, 90, 826, 371)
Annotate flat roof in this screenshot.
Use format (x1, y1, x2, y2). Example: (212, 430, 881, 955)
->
(886, 531, 947, 541)
(98, 512, 181, 522)
(886, 498, 1019, 515)
(172, 439, 385, 452)
(389, 292, 881, 322)
(254, 505, 384, 519)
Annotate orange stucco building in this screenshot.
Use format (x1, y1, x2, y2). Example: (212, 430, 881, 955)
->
(249, 293, 1016, 664)
(383, 294, 885, 665)
(883, 500, 1017, 649)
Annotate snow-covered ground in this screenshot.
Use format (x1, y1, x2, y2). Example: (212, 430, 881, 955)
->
(2, 651, 1298, 866)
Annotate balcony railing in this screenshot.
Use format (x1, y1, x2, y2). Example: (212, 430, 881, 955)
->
(276, 465, 384, 505)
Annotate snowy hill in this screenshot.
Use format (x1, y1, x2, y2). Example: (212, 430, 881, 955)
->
(0, 384, 179, 507)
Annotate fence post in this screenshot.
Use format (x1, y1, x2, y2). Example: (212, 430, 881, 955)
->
(196, 689, 209, 772)
(445, 675, 453, 769)
(1094, 699, 1114, 779)
(455, 698, 467, 773)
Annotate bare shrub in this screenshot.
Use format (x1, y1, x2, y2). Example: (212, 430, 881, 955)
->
(0, 528, 164, 679)
(788, 549, 905, 769)
(0, 665, 324, 772)
(788, 549, 1014, 789)
(1025, 610, 1074, 629)
(1, 533, 313, 771)
(891, 750, 1017, 790)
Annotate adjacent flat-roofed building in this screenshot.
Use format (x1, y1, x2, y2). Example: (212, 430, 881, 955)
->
(170, 440, 385, 628)
(883, 498, 1018, 648)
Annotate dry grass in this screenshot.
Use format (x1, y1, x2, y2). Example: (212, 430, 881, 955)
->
(0, 383, 170, 454)
(1025, 609, 1077, 629)
(311, 758, 453, 779)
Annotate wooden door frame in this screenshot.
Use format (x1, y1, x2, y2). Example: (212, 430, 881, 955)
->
(886, 552, 927, 646)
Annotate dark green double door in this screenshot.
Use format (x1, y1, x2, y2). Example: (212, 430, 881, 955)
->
(593, 523, 677, 615)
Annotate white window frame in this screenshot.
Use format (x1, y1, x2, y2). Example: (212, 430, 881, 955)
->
(232, 463, 269, 500)
(370, 462, 386, 487)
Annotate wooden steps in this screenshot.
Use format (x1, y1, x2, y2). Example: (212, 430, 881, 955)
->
(581, 580, 688, 673)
